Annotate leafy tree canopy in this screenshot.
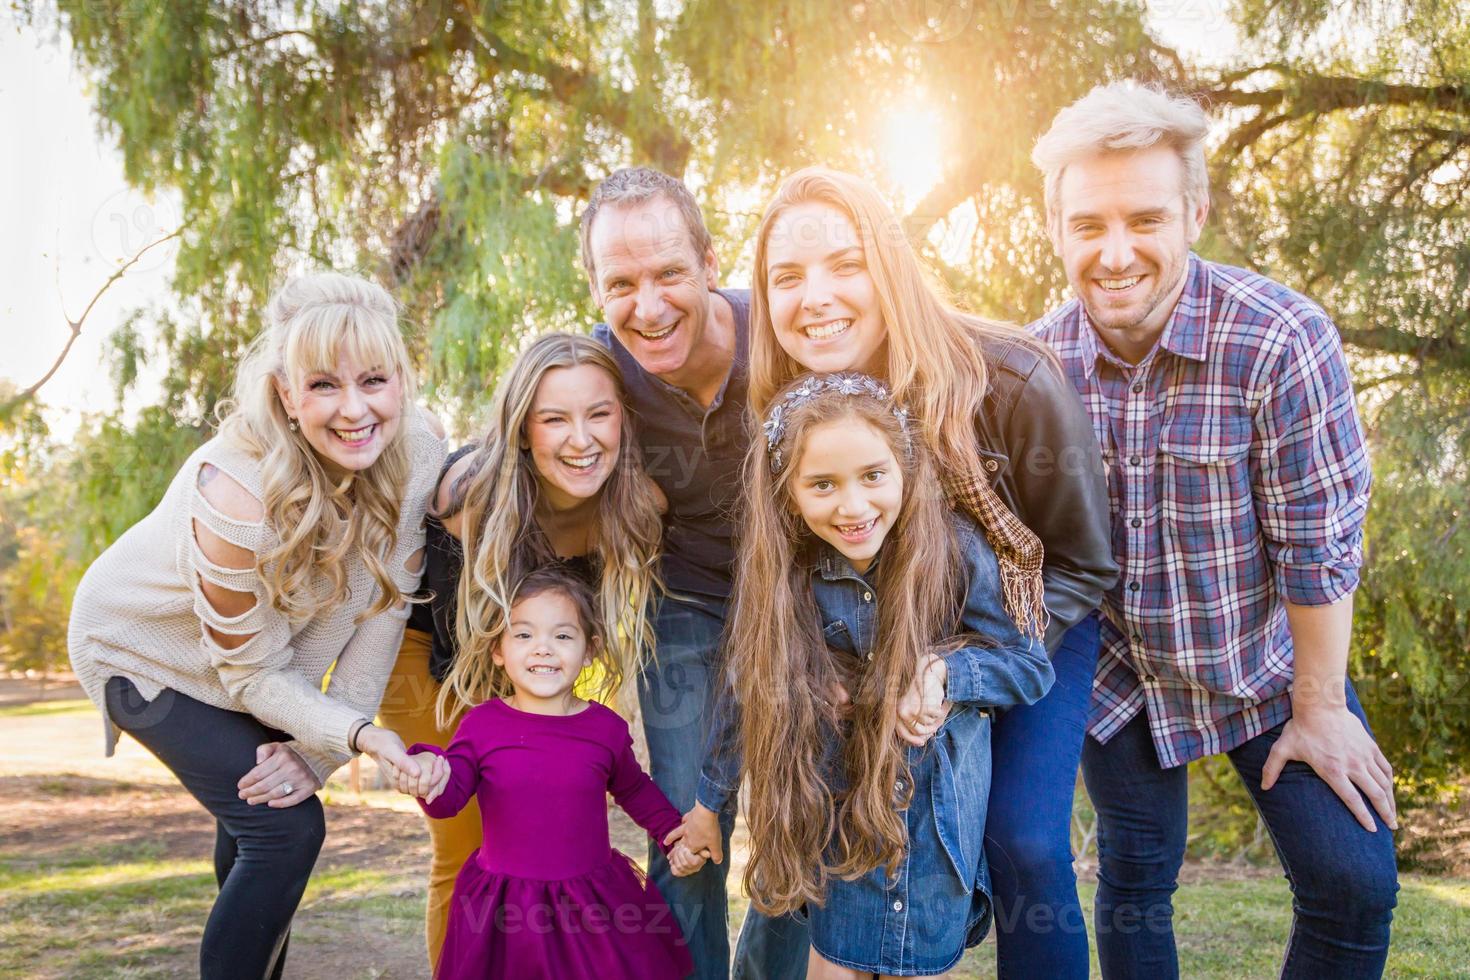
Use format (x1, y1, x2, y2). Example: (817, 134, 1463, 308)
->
(6, 0, 1468, 785)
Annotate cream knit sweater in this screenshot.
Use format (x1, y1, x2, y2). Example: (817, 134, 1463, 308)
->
(68, 409, 446, 784)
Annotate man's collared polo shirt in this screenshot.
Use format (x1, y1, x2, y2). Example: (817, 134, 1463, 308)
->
(593, 287, 751, 601)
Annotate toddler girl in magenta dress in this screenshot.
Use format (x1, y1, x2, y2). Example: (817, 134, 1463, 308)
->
(399, 568, 703, 979)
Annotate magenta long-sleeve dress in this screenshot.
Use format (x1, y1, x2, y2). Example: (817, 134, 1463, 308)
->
(409, 698, 693, 980)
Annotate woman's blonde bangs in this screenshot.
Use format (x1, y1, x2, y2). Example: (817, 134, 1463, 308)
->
(281, 302, 415, 401)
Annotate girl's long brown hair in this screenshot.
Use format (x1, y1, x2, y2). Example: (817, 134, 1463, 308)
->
(728, 375, 964, 915)
(435, 333, 663, 728)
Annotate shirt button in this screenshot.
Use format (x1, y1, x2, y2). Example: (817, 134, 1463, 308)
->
(863, 591, 872, 602)
(1132, 632, 1143, 643)
(1140, 672, 1156, 682)
(1129, 455, 1141, 466)
(1129, 581, 1141, 592)
(892, 899, 904, 912)
(1132, 383, 1143, 394)
(1130, 517, 1142, 528)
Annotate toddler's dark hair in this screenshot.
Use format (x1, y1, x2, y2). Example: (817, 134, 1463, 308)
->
(511, 567, 605, 649)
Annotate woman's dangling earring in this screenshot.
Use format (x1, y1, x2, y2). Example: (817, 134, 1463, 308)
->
(288, 417, 299, 432)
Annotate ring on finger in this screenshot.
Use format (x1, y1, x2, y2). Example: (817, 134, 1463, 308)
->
(279, 782, 294, 796)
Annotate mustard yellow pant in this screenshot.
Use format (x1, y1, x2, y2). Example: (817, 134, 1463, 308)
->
(377, 628, 483, 972)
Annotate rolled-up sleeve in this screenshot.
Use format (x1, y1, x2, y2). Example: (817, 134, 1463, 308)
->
(696, 670, 742, 813)
(941, 519, 1055, 707)
(1251, 314, 1370, 605)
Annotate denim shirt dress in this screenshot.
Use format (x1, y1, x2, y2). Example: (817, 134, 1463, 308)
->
(701, 514, 1055, 975)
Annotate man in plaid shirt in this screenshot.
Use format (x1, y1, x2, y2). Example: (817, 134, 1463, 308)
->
(1029, 82, 1399, 979)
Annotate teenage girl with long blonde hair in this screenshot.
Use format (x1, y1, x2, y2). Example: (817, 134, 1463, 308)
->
(744, 167, 1118, 976)
(69, 271, 447, 979)
(378, 331, 664, 970)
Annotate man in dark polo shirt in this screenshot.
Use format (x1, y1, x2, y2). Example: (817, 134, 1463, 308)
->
(583, 168, 801, 979)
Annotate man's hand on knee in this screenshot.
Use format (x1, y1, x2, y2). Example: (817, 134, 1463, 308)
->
(1261, 707, 1397, 833)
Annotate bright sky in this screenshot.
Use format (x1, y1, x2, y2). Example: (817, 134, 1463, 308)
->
(2, 6, 1237, 437)
(2, 17, 179, 439)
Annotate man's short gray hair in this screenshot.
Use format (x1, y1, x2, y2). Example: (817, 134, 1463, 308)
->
(1032, 81, 1211, 229)
(579, 167, 715, 285)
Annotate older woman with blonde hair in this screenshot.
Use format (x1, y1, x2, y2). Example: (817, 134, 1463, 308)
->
(68, 271, 446, 980)
(378, 331, 665, 971)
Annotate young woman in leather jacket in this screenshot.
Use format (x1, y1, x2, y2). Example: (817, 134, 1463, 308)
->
(747, 167, 1117, 979)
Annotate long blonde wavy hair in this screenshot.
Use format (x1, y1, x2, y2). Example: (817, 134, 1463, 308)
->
(749, 166, 1055, 481)
(435, 333, 663, 728)
(217, 271, 418, 624)
(729, 375, 965, 916)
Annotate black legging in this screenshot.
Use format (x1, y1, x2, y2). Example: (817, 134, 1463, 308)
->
(105, 676, 326, 980)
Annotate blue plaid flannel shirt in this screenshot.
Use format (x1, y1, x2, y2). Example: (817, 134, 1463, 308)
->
(1030, 253, 1371, 768)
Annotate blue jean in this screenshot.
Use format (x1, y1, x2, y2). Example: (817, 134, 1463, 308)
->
(1081, 684, 1399, 979)
(104, 675, 326, 980)
(985, 614, 1098, 979)
(639, 595, 809, 980)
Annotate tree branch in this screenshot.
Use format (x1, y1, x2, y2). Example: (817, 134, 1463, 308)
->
(904, 141, 1003, 243)
(213, 29, 321, 59)
(0, 228, 184, 417)
(1339, 323, 1470, 370)
(1201, 73, 1470, 115)
(1143, 37, 1190, 88)
(452, 0, 690, 174)
(383, 161, 590, 286)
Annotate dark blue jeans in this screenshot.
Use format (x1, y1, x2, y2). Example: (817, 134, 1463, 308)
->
(638, 595, 809, 980)
(1081, 684, 1399, 979)
(104, 675, 326, 980)
(985, 614, 1098, 979)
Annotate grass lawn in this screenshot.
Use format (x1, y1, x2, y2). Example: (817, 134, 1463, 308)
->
(4, 774, 1468, 978)
(3, 686, 1467, 978)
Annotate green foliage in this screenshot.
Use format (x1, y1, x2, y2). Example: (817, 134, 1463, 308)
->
(1198, 0, 1470, 790)
(1, 399, 205, 677)
(0, 526, 80, 676)
(1351, 373, 1470, 791)
(63, 409, 209, 560)
(406, 145, 590, 420)
(6, 0, 1468, 800)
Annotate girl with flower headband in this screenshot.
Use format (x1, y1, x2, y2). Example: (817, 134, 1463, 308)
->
(668, 372, 1055, 978)
(745, 167, 1117, 976)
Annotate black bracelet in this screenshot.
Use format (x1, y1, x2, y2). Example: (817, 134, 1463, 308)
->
(349, 720, 371, 754)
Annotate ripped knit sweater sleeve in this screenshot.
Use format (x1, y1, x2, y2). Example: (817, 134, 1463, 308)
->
(68, 409, 446, 785)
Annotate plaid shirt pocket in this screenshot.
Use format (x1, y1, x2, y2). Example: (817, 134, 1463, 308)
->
(1156, 414, 1268, 654)
(1157, 414, 1254, 533)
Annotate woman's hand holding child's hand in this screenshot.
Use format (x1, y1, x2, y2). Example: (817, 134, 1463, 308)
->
(897, 652, 950, 747)
(357, 723, 440, 797)
(668, 841, 707, 877)
(385, 751, 452, 803)
(405, 752, 452, 803)
(664, 802, 724, 871)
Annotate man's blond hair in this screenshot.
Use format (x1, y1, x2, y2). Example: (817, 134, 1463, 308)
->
(1032, 81, 1211, 229)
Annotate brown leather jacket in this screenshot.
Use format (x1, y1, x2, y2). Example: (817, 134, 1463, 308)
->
(975, 334, 1118, 652)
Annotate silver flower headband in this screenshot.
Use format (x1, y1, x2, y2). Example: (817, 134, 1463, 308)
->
(763, 372, 912, 473)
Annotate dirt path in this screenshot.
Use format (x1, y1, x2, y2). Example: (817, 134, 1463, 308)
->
(9, 676, 1462, 978)
(0, 677, 670, 978)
